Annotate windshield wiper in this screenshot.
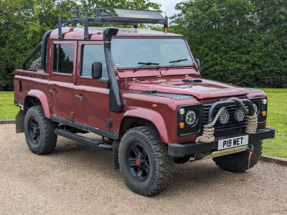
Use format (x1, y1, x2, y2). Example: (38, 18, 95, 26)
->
(166, 59, 188, 70)
(134, 62, 159, 72)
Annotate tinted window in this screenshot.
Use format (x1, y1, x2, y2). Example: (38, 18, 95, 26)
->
(53, 44, 74, 74)
(81, 45, 108, 79)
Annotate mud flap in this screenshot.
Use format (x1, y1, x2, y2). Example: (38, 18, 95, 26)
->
(113, 140, 120, 170)
(16, 110, 25, 133)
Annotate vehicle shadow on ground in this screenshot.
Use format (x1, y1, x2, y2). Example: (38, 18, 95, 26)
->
(49, 136, 250, 197)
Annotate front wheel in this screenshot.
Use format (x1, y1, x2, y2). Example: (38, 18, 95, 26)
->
(213, 141, 262, 173)
(119, 126, 174, 196)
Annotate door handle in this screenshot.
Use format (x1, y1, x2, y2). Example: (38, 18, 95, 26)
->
(49, 89, 57, 94)
(75, 95, 85, 100)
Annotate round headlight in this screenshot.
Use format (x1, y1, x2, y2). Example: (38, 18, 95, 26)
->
(252, 103, 258, 115)
(234, 107, 245, 122)
(179, 108, 185, 115)
(262, 99, 267, 105)
(219, 109, 230, 124)
(185, 110, 197, 125)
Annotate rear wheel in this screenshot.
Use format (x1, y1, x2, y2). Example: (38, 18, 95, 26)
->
(119, 126, 174, 196)
(213, 141, 262, 173)
(24, 106, 57, 155)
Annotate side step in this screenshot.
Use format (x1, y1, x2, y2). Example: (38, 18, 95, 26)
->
(55, 128, 113, 150)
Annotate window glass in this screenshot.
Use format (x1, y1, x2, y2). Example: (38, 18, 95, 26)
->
(81, 45, 108, 79)
(111, 38, 193, 68)
(53, 44, 74, 74)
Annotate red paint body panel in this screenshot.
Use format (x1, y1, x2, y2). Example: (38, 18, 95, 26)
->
(28, 90, 51, 118)
(73, 80, 110, 130)
(14, 27, 268, 144)
(119, 77, 250, 100)
(14, 72, 50, 117)
(73, 40, 110, 130)
(47, 40, 77, 120)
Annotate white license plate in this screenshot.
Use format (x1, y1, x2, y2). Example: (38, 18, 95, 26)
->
(217, 135, 249, 150)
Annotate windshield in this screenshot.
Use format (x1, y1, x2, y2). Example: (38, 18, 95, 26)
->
(111, 38, 194, 69)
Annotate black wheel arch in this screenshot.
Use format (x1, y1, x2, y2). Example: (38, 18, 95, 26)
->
(119, 116, 158, 139)
(24, 96, 42, 111)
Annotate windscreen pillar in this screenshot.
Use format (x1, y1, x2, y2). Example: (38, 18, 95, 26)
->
(103, 28, 123, 113)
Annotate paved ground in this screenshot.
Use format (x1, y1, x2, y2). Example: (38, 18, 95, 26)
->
(0, 124, 286, 215)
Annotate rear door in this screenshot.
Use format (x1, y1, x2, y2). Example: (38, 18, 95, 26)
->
(48, 41, 77, 120)
(73, 41, 110, 130)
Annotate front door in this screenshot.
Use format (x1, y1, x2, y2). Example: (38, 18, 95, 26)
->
(73, 41, 110, 131)
(47, 41, 77, 120)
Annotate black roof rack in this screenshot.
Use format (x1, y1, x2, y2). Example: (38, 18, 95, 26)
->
(58, 8, 168, 40)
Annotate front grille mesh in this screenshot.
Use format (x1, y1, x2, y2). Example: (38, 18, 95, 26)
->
(202, 103, 249, 131)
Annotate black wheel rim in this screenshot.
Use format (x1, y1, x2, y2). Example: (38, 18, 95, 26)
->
(127, 143, 150, 181)
(28, 117, 40, 145)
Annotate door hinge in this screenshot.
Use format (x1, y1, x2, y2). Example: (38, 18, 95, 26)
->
(106, 120, 111, 129)
(70, 112, 75, 120)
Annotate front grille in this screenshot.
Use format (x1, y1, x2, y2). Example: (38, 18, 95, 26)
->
(202, 103, 249, 132)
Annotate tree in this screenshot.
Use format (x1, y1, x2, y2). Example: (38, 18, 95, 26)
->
(170, 0, 287, 88)
(0, 0, 161, 90)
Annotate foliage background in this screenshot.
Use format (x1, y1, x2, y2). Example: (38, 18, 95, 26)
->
(170, 0, 287, 88)
(0, 0, 160, 90)
(1, 0, 287, 90)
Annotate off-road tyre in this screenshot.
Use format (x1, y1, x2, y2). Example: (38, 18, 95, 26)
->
(213, 141, 262, 173)
(119, 126, 174, 196)
(24, 106, 57, 155)
(29, 57, 42, 70)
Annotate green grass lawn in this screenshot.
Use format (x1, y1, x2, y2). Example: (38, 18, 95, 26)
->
(0, 91, 19, 120)
(0, 90, 286, 158)
(260, 89, 287, 158)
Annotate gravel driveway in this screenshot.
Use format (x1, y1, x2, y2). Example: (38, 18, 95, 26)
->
(0, 124, 286, 214)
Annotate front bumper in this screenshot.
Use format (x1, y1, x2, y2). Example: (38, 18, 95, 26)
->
(168, 127, 275, 157)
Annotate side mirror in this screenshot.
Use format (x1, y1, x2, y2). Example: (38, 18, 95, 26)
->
(92, 62, 102, 79)
(195, 59, 201, 71)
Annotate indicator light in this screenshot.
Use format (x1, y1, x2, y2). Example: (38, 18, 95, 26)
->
(261, 111, 267, 117)
(179, 122, 185, 129)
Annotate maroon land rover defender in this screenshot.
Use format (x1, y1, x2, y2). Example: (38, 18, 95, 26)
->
(14, 8, 275, 196)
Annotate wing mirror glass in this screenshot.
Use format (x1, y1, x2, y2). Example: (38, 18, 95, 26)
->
(92, 62, 102, 79)
(195, 59, 201, 71)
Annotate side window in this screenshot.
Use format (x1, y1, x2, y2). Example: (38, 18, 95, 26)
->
(81, 45, 108, 79)
(53, 44, 74, 74)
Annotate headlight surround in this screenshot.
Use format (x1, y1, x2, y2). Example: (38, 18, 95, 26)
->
(252, 103, 258, 115)
(249, 97, 267, 123)
(177, 104, 202, 136)
(185, 110, 197, 125)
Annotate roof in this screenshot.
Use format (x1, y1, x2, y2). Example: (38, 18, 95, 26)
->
(49, 27, 181, 40)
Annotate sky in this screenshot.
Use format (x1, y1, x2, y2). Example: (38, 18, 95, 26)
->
(152, 0, 183, 17)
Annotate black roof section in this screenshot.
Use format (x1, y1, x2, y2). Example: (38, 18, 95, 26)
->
(58, 8, 168, 40)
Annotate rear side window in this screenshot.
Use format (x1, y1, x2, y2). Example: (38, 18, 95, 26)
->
(81, 45, 108, 79)
(53, 44, 74, 74)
